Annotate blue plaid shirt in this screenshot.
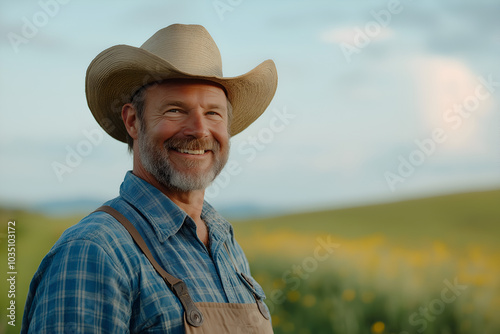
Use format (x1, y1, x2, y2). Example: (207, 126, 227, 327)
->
(22, 171, 267, 333)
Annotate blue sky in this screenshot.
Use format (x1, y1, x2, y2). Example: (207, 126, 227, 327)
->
(1, 0, 499, 214)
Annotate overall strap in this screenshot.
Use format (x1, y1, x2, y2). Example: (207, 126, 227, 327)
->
(93, 205, 204, 327)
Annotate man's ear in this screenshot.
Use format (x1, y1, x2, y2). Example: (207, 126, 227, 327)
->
(122, 103, 139, 140)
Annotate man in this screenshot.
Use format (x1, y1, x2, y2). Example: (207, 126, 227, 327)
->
(22, 24, 277, 333)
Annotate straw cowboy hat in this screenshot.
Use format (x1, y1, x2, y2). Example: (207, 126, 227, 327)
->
(85, 24, 278, 142)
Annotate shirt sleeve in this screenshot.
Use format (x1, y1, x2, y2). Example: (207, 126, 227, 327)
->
(22, 239, 132, 334)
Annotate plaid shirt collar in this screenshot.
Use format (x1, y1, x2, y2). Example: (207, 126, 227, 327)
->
(119, 171, 233, 244)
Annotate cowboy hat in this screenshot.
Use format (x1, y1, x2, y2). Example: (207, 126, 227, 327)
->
(85, 24, 278, 142)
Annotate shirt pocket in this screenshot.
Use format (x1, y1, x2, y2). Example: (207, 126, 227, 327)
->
(223, 241, 267, 301)
(237, 272, 267, 301)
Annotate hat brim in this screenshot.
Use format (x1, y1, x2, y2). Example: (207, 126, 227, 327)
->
(85, 45, 278, 142)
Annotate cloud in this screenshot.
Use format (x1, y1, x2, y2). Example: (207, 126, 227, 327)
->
(319, 26, 395, 45)
(409, 55, 496, 152)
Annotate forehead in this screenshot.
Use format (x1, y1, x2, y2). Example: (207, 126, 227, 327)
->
(144, 79, 227, 102)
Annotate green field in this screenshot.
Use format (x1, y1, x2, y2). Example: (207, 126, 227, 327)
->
(1, 189, 499, 333)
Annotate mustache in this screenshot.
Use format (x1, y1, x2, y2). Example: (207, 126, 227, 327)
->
(164, 137, 220, 152)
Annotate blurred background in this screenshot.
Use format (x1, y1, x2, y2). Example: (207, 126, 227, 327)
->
(1, 0, 499, 333)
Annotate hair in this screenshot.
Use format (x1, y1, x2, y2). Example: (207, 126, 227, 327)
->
(125, 82, 233, 153)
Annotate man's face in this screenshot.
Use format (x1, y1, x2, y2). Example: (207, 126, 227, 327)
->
(136, 80, 230, 192)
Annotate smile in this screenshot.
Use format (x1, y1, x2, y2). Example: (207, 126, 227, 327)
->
(174, 148, 209, 155)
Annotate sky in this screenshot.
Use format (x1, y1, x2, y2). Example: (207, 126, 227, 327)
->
(1, 0, 499, 215)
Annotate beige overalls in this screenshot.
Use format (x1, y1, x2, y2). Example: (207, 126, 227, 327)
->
(96, 206, 274, 333)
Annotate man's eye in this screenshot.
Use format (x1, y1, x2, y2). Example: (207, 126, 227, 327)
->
(166, 109, 181, 114)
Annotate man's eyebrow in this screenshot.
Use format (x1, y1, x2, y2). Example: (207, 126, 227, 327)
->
(160, 101, 226, 110)
(206, 103, 226, 110)
(160, 100, 186, 108)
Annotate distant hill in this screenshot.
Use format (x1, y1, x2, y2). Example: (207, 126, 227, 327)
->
(232, 188, 500, 249)
(12, 198, 284, 219)
(1, 188, 498, 249)
(31, 198, 106, 216)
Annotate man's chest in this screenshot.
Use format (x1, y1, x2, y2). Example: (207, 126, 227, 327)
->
(125, 236, 265, 333)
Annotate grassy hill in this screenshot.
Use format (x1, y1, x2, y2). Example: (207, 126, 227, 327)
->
(233, 189, 500, 250)
(1, 188, 499, 334)
(231, 189, 500, 334)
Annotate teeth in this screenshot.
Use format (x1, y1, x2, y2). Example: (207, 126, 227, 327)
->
(177, 148, 206, 155)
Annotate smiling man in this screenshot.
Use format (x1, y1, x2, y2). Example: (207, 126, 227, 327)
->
(22, 24, 277, 333)
(127, 80, 232, 246)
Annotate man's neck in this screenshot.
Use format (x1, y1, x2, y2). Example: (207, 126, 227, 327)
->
(165, 189, 206, 223)
(132, 167, 205, 221)
(139, 170, 209, 247)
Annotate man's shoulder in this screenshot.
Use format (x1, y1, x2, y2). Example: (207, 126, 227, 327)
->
(51, 200, 139, 259)
(27, 199, 151, 288)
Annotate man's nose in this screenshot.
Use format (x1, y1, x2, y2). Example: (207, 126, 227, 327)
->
(182, 111, 210, 138)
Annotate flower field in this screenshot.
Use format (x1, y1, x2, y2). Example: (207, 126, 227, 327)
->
(233, 189, 500, 333)
(1, 189, 499, 334)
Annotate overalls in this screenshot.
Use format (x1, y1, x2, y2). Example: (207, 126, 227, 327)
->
(96, 206, 274, 333)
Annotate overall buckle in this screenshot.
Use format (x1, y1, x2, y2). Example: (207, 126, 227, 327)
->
(172, 281, 204, 327)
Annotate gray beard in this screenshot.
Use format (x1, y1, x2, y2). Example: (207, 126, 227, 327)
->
(138, 127, 229, 192)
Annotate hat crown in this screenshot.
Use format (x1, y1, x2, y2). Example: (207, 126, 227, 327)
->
(141, 24, 223, 77)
